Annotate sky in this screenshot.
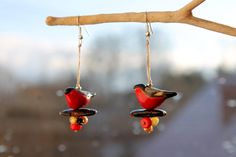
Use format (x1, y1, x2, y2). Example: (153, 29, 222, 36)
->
(0, 0, 236, 84)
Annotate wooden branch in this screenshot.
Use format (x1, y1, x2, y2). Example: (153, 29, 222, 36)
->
(179, 0, 205, 12)
(46, 0, 236, 36)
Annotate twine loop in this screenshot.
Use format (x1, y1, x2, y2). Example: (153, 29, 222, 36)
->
(145, 12, 153, 86)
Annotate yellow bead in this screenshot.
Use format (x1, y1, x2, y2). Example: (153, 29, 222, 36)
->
(151, 117, 159, 127)
(144, 126, 154, 134)
(69, 116, 77, 124)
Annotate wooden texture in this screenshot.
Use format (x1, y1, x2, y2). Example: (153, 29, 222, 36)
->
(46, 0, 236, 36)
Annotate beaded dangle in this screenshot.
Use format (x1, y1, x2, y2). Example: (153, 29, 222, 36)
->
(130, 21, 177, 134)
(60, 24, 97, 132)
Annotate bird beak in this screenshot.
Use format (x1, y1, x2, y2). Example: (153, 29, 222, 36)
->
(88, 92, 96, 98)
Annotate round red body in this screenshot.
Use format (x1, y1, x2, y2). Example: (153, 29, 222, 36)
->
(134, 88, 165, 109)
(65, 90, 90, 109)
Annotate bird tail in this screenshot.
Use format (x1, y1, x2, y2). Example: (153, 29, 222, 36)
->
(164, 91, 177, 98)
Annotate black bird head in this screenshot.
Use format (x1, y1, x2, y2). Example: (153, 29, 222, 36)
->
(64, 87, 75, 94)
(133, 84, 146, 90)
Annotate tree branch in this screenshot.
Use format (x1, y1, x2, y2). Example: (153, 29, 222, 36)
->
(179, 0, 205, 13)
(45, 0, 236, 36)
(181, 16, 236, 36)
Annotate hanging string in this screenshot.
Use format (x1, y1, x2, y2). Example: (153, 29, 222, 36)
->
(76, 16, 83, 89)
(145, 13, 153, 86)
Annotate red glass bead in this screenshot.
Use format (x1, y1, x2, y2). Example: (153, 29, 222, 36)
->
(70, 123, 82, 132)
(140, 117, 152, 128)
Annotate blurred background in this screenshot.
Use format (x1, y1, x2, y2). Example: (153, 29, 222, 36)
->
(0, 0, 236, 157)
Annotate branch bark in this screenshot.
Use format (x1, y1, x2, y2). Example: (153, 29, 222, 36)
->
(45, 0, 236, 36)
(179, 0, 205, 12)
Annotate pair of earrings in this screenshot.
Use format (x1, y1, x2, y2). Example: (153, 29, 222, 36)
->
(59, 24, 177, 133)
(60, 84, 177, 133)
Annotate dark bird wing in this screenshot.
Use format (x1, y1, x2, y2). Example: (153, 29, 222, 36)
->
(144, 86, 161, 97)
(145, 86, 177, 98)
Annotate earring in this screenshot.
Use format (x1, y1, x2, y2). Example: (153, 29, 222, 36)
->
(60, 25, 97, 132)
(130, 22, 177, 134)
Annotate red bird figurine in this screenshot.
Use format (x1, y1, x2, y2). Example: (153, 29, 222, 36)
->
(134, 84, 177, 109)
(64, 87, 96, 110)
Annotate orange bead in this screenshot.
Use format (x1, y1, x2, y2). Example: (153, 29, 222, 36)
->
(144, 126, 154, 134)
(81, 116, 88, 125)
